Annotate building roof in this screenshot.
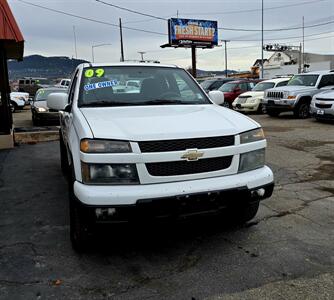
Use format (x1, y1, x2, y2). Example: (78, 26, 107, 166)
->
(0, 0, 24, 60)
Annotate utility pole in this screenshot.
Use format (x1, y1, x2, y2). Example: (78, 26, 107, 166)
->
(138, 51, 146, 61)
(221, 40, 230, 78)
(73, 26, 78, 59)
(302, 16, 305, 73)
(298, 43, 302, 74)
(119, 18, 125, 62)
(261, 0, 264, 79)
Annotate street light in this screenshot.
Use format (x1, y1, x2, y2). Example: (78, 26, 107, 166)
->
(138, 51, 146, 61)
(261, 0, 264, 79)
(91, 43, 112, 63)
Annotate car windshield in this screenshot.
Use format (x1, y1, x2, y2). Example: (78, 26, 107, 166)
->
(35, 89, 67, 101)
(219, 83, 238, 92)
(79, 66, 210, 107)
(252, 82, 275, 91)
(287, 75, 319, 86)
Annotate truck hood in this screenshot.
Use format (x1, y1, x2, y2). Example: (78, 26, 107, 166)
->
(315, 89, 334, 99)
(267, 85, 316, 93)
(79, 105, 259, 141)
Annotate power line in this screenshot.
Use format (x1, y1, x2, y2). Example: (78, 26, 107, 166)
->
(181, 0, 327, 15)
(95, 0, 334, 32)
(16, 0, 167, 36)
(95, 0, 167, 20)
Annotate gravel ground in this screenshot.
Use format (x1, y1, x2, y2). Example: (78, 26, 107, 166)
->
(0, 113, 334, 300)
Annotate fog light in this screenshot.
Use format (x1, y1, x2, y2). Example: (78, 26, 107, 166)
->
(95, 208, 102, 218)
(108, 208, 116, 216)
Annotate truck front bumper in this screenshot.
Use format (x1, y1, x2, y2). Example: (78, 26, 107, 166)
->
(74, 166, 274, 207)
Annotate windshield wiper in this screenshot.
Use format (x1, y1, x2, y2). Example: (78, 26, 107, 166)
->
(143, 99, 186, 105)
(79, 101, 132, 107)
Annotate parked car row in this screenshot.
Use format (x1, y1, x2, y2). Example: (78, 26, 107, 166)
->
(201, 70, 334, 122)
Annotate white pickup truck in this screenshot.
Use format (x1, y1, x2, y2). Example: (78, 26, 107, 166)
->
(47, 63, 274, 251)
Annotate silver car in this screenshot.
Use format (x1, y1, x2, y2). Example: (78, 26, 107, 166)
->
(310, 89, 334, 121)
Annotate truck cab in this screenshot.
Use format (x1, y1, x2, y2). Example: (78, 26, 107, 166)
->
(47, 63, 274, 251)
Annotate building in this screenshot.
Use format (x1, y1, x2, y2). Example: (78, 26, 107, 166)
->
(259, 51, 334, 79)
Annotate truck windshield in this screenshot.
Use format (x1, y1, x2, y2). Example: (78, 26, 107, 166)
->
(287, 75, 319, 87)
(252, 82, 275, 91)
(79, 66, 210, 107)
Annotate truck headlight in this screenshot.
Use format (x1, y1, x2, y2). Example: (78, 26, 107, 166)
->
(240, 128, 265, 144)
(36, 107, 48, 112)
(80, 139, 132, 153)
(239, 149, 265, 173)
(81, 162, 139, 184)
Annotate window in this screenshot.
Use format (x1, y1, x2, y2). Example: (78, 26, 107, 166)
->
(19, 80, 24, 85)
(240, 83, 249, 91)
(275, 80, 289, 87)
(252, 82, 275, 91)
(25, 80, 30, 85)
(288, 75, 319, 86)
(68, 70, 79, 104)
(318, 75, 334, 89)
(79, 66, 210, 107)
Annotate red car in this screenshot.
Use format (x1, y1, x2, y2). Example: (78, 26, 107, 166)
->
(218, 80, 258, 108)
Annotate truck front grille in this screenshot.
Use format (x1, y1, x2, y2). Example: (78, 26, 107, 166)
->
(267, 91, 284, 99)
(315, 103, 332, 109)
(139, 136, 235, 153)
(146, 156, 233, 176)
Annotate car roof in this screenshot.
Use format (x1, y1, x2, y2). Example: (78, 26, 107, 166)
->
(81, 62, 179, 69)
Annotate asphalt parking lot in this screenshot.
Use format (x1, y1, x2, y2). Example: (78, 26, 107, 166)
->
(1, 113, 334, 299)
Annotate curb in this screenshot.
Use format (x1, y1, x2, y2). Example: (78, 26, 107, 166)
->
(14, 130, 59, 144)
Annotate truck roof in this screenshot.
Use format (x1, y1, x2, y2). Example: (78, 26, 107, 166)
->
(81, 62, 179, 69)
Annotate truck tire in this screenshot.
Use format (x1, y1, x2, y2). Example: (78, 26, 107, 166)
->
(228, 200, 260, 224)
(266, 110, 280, 117)
(68, 166, 93, 252)
(32, 114, 40, 126)
(294, 102, 310, 119)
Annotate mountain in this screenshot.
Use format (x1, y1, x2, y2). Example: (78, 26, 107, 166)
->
(8, 55, 88, 80)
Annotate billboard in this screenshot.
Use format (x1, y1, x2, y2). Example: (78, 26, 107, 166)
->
(169, 18, 218, 47)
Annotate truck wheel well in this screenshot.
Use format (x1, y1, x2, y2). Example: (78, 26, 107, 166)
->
(298, 96, 312, 104)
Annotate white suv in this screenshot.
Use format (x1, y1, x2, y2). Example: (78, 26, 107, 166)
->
(47, 63, 274, 251)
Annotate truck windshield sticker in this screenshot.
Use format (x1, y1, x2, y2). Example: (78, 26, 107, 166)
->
(84, 80, 118, 91)
(84, 68, 105, 78)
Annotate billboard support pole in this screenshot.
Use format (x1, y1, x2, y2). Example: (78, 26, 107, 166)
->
(191, 45, 196, 78)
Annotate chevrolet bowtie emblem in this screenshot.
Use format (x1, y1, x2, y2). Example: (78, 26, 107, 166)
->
(181, 149, 204, 161)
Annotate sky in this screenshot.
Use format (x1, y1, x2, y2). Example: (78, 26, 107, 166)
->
(7, 0, 334, 71)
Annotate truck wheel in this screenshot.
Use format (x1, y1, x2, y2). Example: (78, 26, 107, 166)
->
(256, 103, 263, 114)
(70, 199, 92, 252)
(228, 200, 260, 224)
(266, 110, 280, 117)
(32, 114, 40, 126)
(69, 167, 93, 252)
(60, 131, 69, 176)
(294, 102, 310, 119)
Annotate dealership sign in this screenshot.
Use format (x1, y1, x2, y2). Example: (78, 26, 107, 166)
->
(168, 18, 218, 47)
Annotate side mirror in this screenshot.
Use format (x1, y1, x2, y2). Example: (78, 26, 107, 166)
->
(47, 92, 68, 111)
(208, 90, 225, 105)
